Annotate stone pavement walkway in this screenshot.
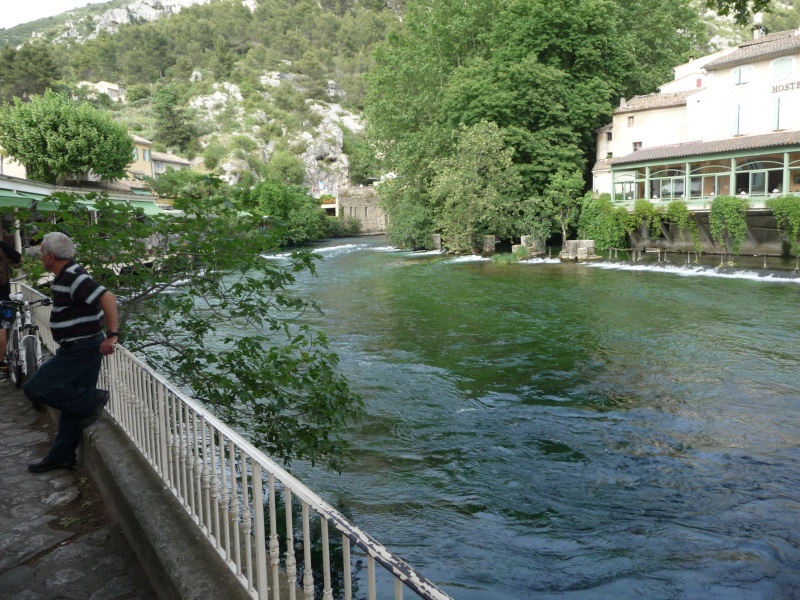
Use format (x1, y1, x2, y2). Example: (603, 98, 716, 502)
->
(0, 381, 157, 600)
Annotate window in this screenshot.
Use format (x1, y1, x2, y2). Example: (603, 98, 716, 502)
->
(732, 104, 740, 135)
(773, 57, 792, 79)
(732, 65, 752, 85)
(606, 132, 612, 141)
(633, 142, 642, 152)
(132, 147, 139, 160)
(143, 149, 151, 161)
(627, 116, 634, 127)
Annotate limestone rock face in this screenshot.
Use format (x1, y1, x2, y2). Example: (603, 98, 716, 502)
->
(189, 83, 244, 122)
(295, 102, 363, 197)
(60, 0, 215, 40)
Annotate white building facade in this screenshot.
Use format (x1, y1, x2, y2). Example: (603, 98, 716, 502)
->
(593, 29, 800, 207)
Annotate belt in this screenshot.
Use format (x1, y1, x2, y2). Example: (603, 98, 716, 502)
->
(59, 332, 104, 348)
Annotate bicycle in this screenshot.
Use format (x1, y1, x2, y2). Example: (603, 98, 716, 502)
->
(1, 293, 51, 387)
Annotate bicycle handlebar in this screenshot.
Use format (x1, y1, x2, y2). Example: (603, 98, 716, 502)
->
(0, 296, 52, 307)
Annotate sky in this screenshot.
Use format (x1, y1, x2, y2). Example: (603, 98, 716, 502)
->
(0, 1, 98, 30)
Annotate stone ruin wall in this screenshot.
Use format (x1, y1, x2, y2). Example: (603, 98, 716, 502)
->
(337, 187, 386, 234)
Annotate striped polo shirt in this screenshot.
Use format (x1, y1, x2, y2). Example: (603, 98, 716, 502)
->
(50, 261, 108, 343)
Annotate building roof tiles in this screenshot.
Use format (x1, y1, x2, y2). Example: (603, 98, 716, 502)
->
(610, 130, 800, 165)
(704, 29, 800, 71)
(615, 90, 697, 114)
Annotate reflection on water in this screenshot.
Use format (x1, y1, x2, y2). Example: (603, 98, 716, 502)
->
(275, 238, 800, 599)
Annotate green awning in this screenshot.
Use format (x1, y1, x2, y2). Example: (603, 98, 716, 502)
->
(0, 190, 162, 215)
(124, 200, 163, 215)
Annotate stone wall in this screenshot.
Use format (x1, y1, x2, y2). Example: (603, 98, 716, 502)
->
(338, 186, 386, 234)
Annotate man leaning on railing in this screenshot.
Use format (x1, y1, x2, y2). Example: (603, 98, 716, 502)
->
(23, 232, 119, 473)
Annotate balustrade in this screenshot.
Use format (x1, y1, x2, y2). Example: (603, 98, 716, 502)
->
(12, 282, 451, 600)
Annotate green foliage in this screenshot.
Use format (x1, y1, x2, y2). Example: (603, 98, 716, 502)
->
(542, 170, 586, 246)
(341, 128, 378, 185)
(230, 135, 259, 152)
(766, 195, 800, 255)
(203, 140, 229, 170)
(365, 0, 703, 245)
(577, 193, 629, 249)
(265, 151, 306, 186)
(613, 0, 707, 96)
(430, 121, 523, 253)
(0, 91, 133, 184)
(154, 84, 194, 151)
(664, 199, 700, 252)
(761, 0, 800, 33)
(126, 84, 152, 103)
(0, 42, 61, 102)
(377, 179, 435, 250)
(709, 195, 749, 254)
(325, 214, 361, 237)
(634, 198, 664, 238)
(21, 191, 362, 470)
(704, 0, 772, 25)
(145, 168, 220, 200)
(240, 179, 329, 245)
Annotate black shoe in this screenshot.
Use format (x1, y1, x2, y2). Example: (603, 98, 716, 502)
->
(79, 390, 109, 429)
(28, 458, 77, 473)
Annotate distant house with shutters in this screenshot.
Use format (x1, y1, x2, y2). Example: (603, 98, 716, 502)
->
(125, 135, 154, 189)
(152, 151, 192, 175)
(76, 81, 127, 102)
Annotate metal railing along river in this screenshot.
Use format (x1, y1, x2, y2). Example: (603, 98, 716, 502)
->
(13, 282, 452, 600)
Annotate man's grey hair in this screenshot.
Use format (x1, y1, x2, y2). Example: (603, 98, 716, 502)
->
(41, 232, 76, 261)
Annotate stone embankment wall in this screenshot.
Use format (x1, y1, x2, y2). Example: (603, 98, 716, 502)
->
(338, 186, 386, 234)
(632, 210, 784, 255)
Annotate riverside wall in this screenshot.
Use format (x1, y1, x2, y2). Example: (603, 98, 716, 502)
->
(631, 210, 787, 255)
(338, 186, 386, 234)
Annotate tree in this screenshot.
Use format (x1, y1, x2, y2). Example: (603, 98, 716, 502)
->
(365, 0, 639, 245)
(430, 121, 523, 253)
(0, 91, 133, 185)
(264, 151, 306, 186)
(154, 84, 193, 151)
(21, 190, 362, 470)
(240, 179, 329, 245)
(542, 170, 586, 247)
(705, 0, 773, 25)
(0, 42, 61, 102)
(613, 0, 707, 97)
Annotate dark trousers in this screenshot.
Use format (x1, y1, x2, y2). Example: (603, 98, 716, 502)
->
(23, 334, 104, 462)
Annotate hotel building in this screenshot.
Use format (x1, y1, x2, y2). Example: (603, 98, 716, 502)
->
(593, 29, 800, 212)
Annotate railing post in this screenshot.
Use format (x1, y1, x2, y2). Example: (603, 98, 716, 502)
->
(268, 474, 280, 600)
(285, 489, 297, 600)
(253, 463, 268, 599)
(302, 502, 314, 600)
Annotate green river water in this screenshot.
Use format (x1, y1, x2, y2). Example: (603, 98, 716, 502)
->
(268, 236, 800, 600)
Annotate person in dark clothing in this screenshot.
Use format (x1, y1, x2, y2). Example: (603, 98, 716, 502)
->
(24, 232, 119, 473)
(0, 239, 22, 374)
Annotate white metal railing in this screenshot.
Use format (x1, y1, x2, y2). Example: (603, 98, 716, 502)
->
(13, 281, 451, 600)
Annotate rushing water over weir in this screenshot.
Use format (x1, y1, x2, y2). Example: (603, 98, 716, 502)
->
(267, 238, 800, 600)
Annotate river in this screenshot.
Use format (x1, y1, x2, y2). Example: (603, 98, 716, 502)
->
(270, 236, 800, 600)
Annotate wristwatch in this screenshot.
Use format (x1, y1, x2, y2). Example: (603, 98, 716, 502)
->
(105, 331, 119, 338)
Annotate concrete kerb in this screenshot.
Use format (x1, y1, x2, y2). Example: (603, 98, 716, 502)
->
(74, 411, 253, 600)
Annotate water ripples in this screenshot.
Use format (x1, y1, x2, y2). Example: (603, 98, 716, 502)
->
(280, 238, 800, 599)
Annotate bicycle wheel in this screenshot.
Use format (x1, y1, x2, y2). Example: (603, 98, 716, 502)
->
(9, 334, 22, 388)
(23, 336, 38, 383)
